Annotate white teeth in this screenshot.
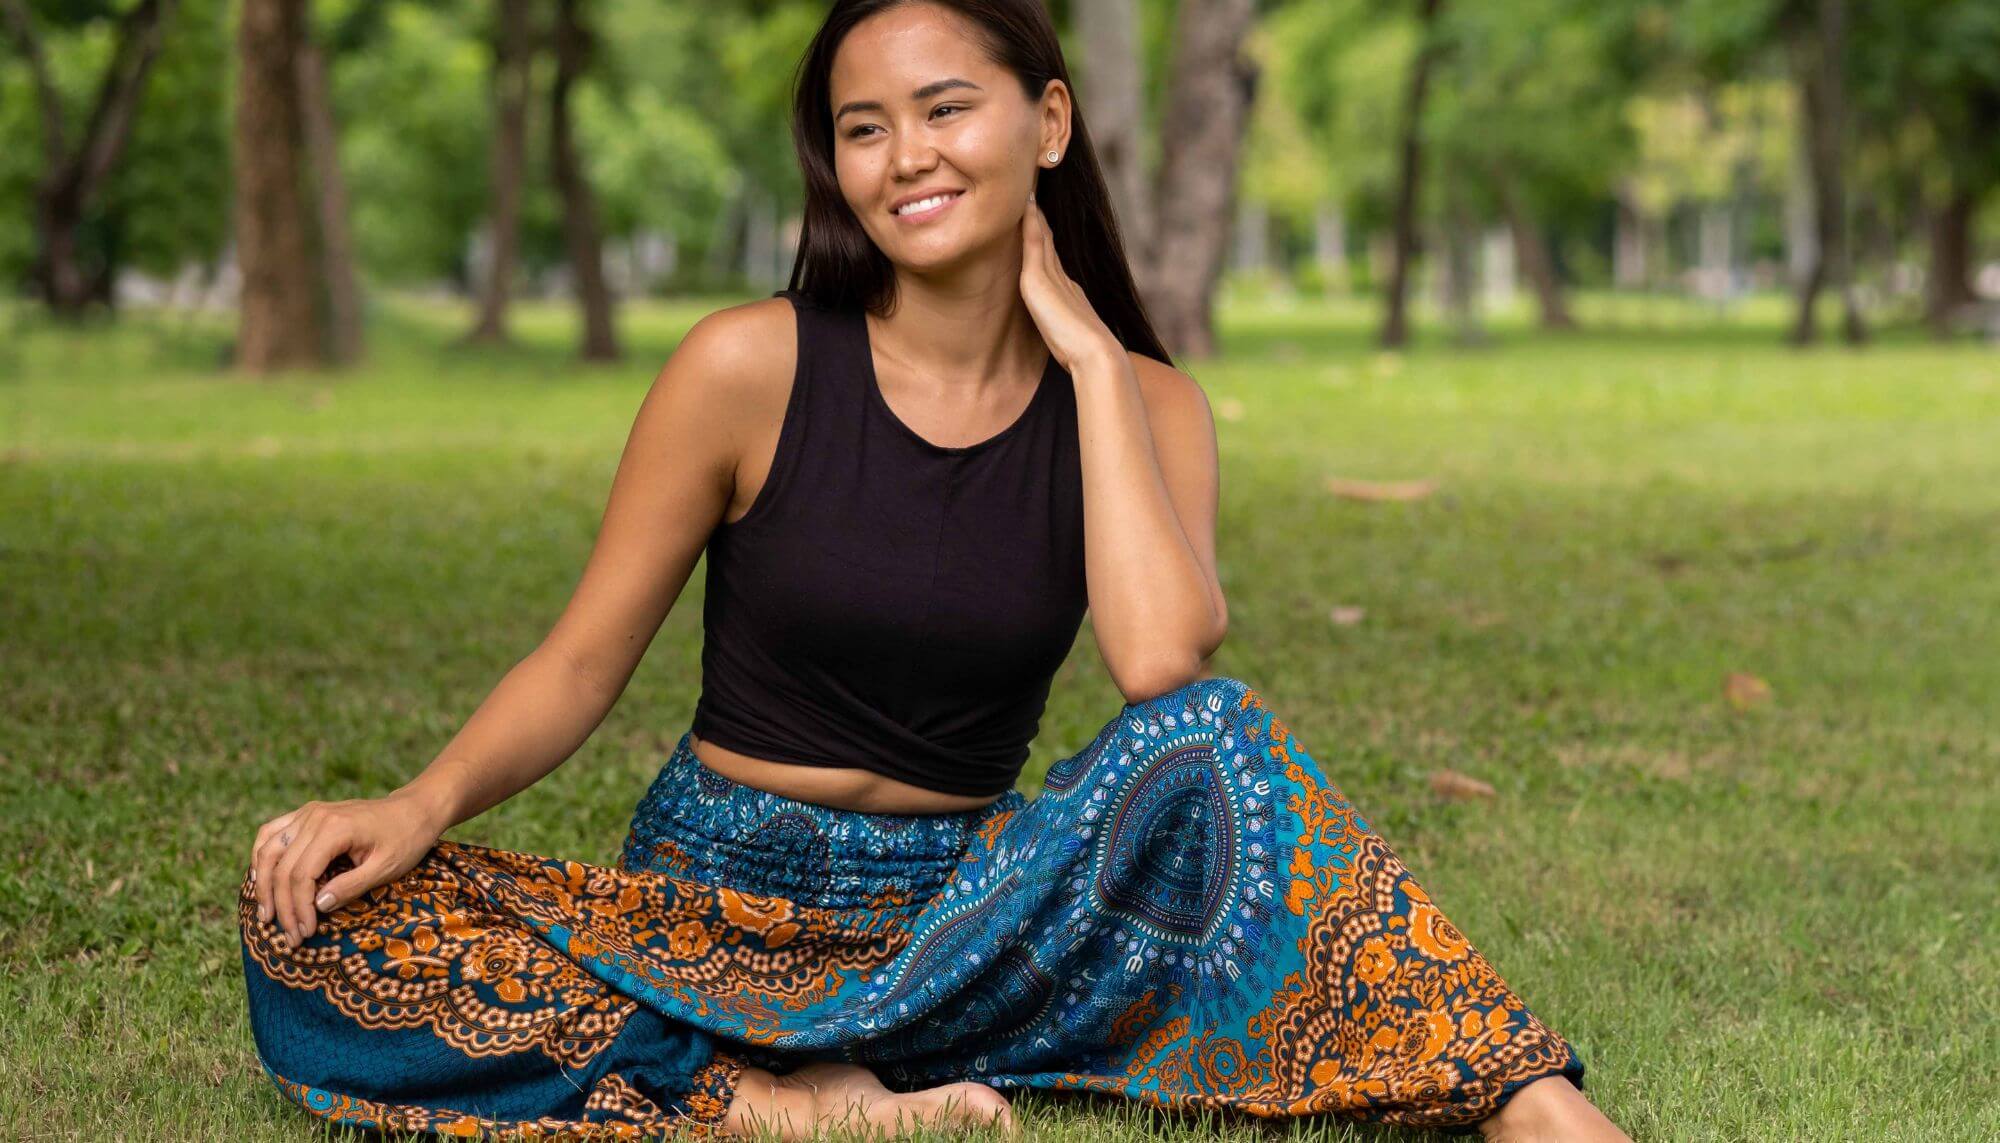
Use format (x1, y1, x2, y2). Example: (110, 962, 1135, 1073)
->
(895, 192, 959, 216)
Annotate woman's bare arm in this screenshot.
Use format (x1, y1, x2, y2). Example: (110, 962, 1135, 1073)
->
(250, 298, 797, 944)
(393, 304, 789, 829)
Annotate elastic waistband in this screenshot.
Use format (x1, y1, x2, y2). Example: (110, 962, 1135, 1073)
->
(619, 731, 1023, 909)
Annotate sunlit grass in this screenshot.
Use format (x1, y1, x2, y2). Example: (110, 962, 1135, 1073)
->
(2, 291, 1996, 1140)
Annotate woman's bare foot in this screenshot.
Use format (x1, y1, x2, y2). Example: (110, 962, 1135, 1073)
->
(722, 1060, 1017, 1140)
(1477, 1075, 1629, 1143)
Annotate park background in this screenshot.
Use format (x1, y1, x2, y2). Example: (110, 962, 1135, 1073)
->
(2, 0, 1996, 1139)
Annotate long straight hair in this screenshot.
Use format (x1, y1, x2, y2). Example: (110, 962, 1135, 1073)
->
(782, 0, 1174, 367)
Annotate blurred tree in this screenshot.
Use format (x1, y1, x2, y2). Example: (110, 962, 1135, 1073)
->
(231, 0, 369, 369)
(587, 0, 745, 288)
(1146, 0, 1260, 357)
(1847, 0, 2000, 335)
(1619, 82, 1792, 307)
(1664, 0, 1877, 343)
(1784, 0, 1865, 344)
(1268, 0, 1412, 300)
(1379, 0, 1442, 349)
(1074, 0, 1149, 271)
(334, 0, 489, 285)
(1429, 0, 1647, 330)
(99, 0, 229, 289)
(299, 22, 361, 363)
(1238, 4, 1344, 293)
(549, 0, 614, 359)
(466, 0, 533, 344)
(234, 0, 323, 369)
(1, 0, 181, 315)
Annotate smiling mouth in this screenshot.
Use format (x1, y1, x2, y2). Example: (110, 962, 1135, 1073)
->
(890, 191, 965, 221)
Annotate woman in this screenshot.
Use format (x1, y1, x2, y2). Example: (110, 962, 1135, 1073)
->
(239, 1, 1629, 1140)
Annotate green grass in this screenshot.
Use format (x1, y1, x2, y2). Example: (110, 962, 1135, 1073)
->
(2, 291, 1996, 1141)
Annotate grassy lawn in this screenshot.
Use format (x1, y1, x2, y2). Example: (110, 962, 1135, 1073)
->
(2, 291, 1996, 1141)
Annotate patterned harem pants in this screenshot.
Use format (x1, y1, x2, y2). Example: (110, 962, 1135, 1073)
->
(238, 675, 1585, 1138)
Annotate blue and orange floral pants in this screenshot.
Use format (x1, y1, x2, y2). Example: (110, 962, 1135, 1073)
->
(239, 676, 1585, 1138)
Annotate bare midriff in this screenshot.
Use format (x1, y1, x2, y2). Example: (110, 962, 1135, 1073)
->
(688, 730, 1006, 815)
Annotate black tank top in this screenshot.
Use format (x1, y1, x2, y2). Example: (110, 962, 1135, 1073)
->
(689, 289, 1089, 797)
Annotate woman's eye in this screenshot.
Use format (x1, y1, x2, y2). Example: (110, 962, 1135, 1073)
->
(847, 106, 965, 139)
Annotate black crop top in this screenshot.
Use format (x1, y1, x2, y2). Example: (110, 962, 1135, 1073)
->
(688, 289, 1089, 797)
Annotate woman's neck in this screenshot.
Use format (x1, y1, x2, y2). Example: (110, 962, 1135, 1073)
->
(872, 265, 1043, 392)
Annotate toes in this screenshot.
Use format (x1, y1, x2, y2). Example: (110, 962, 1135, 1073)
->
(929, 1083, 1012, 1130)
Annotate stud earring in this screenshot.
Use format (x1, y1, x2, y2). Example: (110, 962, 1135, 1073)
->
(1047, 150, 1059, 163)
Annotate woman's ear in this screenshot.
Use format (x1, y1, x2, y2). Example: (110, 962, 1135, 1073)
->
(1040, 77, 1072, 161)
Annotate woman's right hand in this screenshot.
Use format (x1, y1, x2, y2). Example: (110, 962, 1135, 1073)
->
(248, 788, 449, 947)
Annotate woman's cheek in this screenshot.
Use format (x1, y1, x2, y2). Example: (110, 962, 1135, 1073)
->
(951, 122, 1015, 177)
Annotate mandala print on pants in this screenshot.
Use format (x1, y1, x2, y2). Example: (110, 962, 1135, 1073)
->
(239, 675, 1585, 1138)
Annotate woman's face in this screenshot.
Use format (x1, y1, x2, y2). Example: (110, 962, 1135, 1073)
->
(829, 4, 1068, 274)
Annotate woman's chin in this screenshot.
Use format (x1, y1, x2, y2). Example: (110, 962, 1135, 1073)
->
(887, 230, 1003, 274)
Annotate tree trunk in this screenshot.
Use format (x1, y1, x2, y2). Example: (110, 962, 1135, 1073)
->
(2, 0, 179, 317)
(1381, 0, 1445, 349)
(1787, 0, 1865, 346)
(1144, 0, 1259, 358)
(297, 36, 362, 364)
(469, 0, 533, 345)
(1495, 168, 1574, 330)
(1075, 0, 1151, 281)
(550, 0, 618, 361)
(1925, 185, 1978, 336)
(234, 0, 324, 371)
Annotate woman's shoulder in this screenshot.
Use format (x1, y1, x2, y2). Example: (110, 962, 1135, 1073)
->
(663, 294, 801, 413)
(674, 294, 801, 379)
(634, 297, 803, 490)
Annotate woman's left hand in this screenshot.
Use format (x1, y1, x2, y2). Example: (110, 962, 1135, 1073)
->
(1019, 195, 1124, 376)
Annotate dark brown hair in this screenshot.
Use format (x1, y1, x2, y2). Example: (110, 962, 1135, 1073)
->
(783, 0, 1173, 366)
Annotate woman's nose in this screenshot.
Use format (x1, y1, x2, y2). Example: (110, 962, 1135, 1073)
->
(892, 138, 939, 178)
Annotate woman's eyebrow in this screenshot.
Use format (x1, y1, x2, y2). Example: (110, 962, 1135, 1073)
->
(835, 78, 984, 120)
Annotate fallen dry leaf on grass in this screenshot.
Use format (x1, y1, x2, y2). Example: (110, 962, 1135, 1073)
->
(1328, 605, 1366, 626)
(1430, 770, 1498, 801)
(1723, 672, 1773, 711)
(1324, 475, 1439, 502)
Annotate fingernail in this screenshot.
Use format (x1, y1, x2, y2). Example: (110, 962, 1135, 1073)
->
(248, 868, 256, 884)
(315, 891, 335, 911)
(258, 903, 271, 922)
